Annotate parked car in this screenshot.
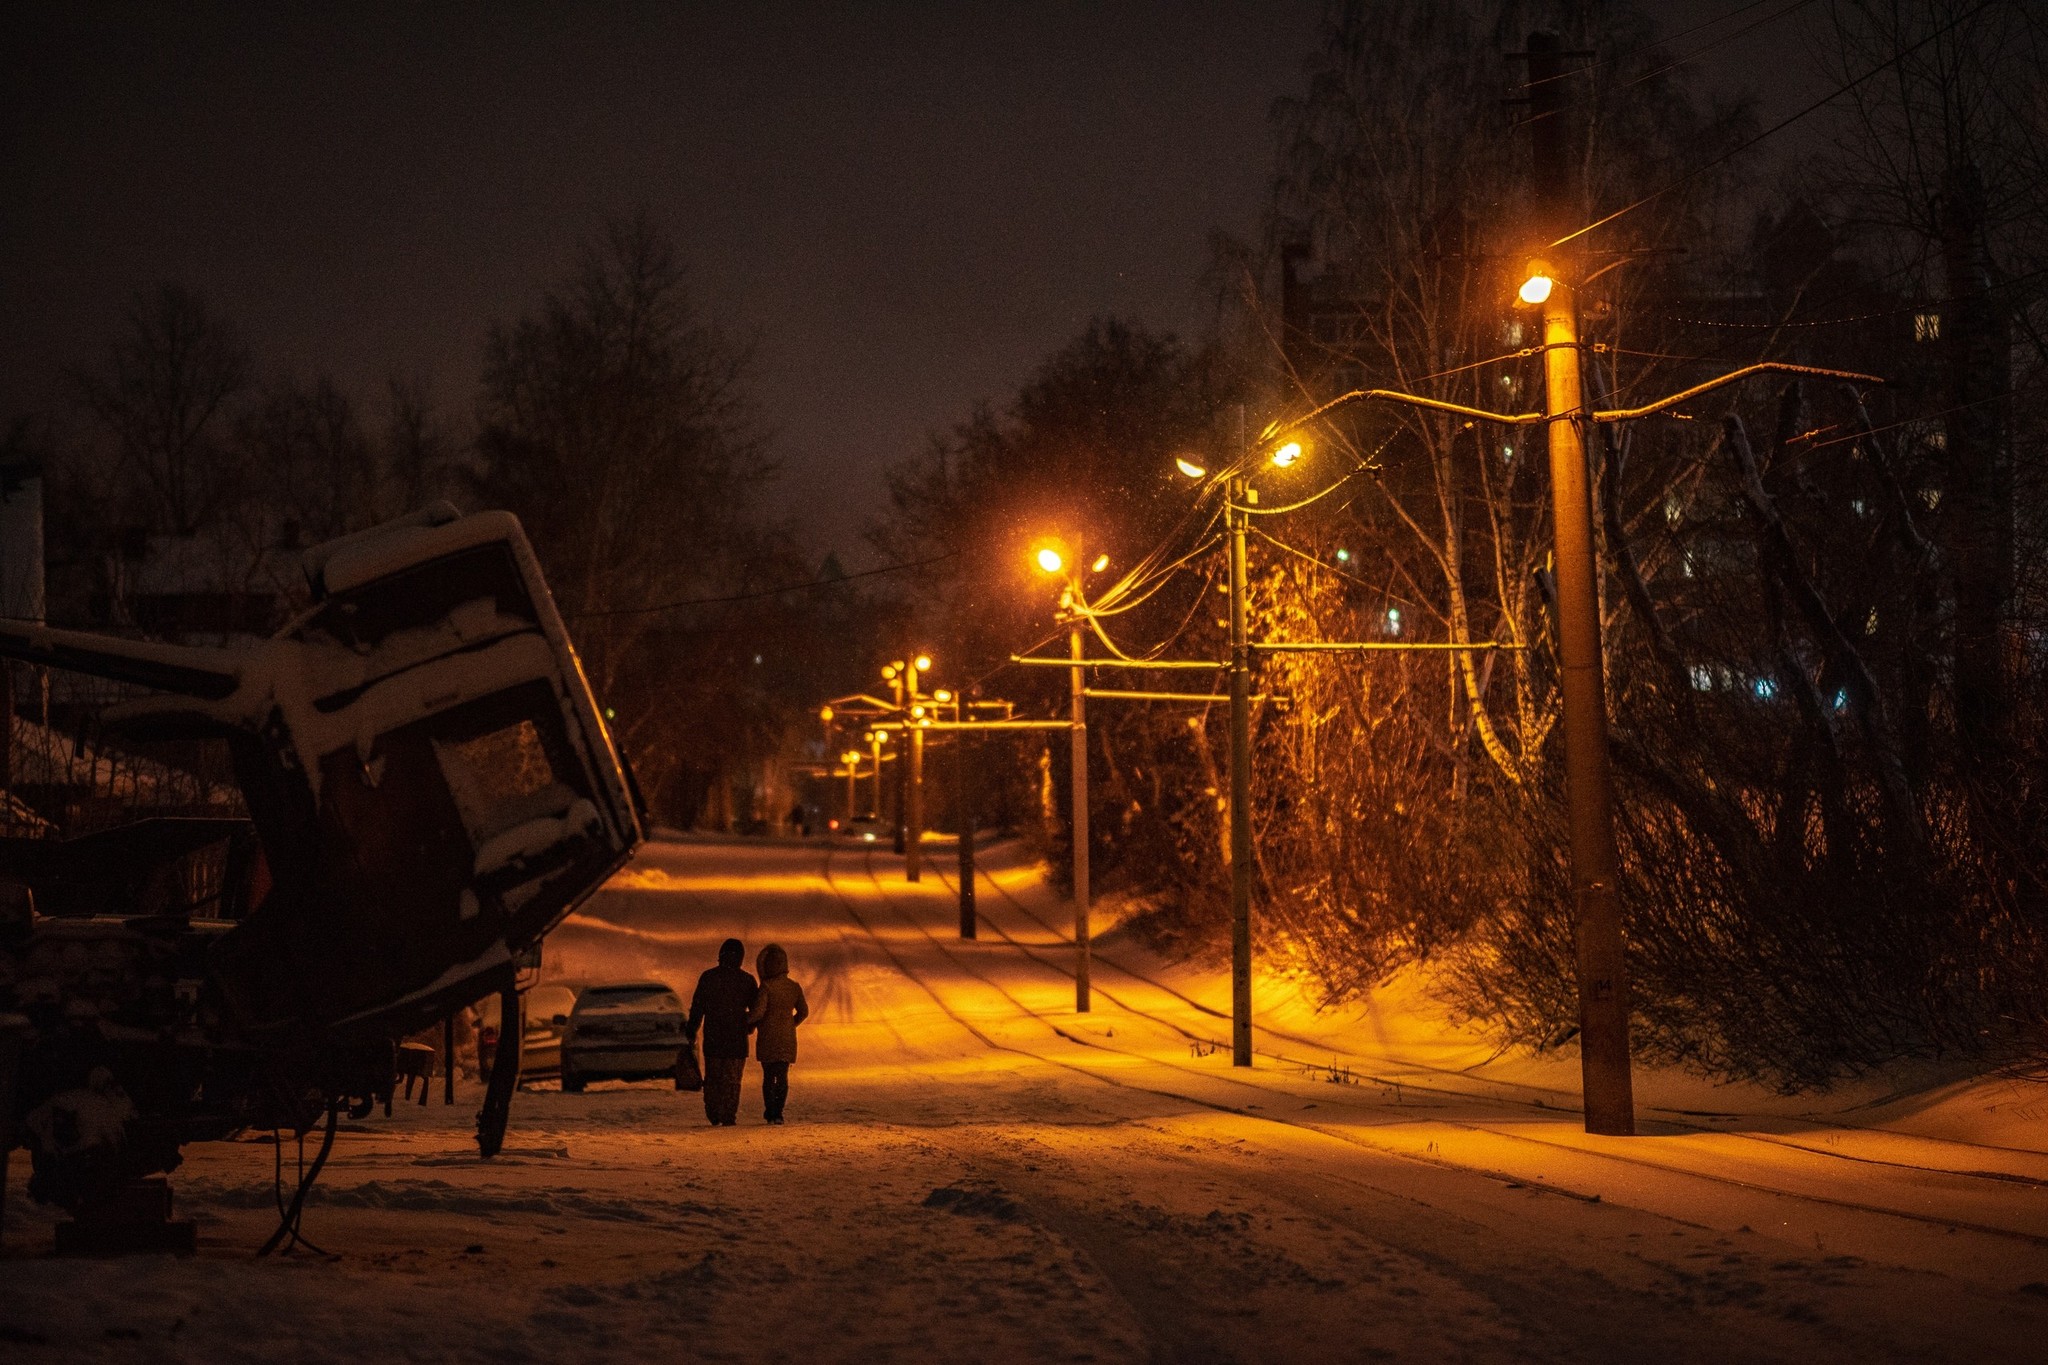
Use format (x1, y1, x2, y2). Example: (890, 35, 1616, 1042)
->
(477, 982, 581, 1081)
(837, 812, 888, 843)
(560, 982, 689, 1092)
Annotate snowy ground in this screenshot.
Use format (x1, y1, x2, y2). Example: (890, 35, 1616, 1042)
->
(7, 834, 2048, 1362)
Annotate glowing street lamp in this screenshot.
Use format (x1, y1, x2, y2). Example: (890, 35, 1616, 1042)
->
(1174, 457, 1208, 479)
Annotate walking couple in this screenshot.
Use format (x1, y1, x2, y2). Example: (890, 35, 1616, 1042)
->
(686, 938, 809, 1125)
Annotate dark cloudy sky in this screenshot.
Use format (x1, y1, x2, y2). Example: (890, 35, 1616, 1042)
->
(2, 1, 1826, 563)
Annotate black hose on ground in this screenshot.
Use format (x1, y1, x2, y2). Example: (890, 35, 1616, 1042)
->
(257, 1098, 338, 1257)
(475, 983, 521, 1159)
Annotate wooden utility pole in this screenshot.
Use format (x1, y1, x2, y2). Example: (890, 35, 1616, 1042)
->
(1227, 469, 1253, 1066)
(907, 723, 925, 882)
(1528, 29, 1634, 1135)
(957, 729, 977, 939)
(1940, 159, 2014, 757)
(1069, 609, 1091, 1011)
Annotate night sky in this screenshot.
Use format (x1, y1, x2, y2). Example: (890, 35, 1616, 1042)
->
(3, 1, 1819, 561)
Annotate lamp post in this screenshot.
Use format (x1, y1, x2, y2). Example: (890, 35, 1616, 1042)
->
(840, 750, 862, 827)
(1177, 437, 1300, 1067)
(1521, 261, 1634, 1135)
(866, 729, 887, 816)
(907, 654, 930, 882)
(1034, 541, 1091, 1013)
(881, 657, 933, 878)
(1224, 474, 1254, 1066)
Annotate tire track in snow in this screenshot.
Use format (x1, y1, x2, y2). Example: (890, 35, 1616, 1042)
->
(933, 847, 2048, 1189)
(823, 846, 2048, 1252)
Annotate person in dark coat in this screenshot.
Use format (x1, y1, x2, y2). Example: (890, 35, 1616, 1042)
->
(687, 938, 757, 1126)
(745, 942, 809, 1124)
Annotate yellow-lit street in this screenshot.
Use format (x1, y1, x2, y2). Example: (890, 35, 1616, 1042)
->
(8, 835, 2048, 1362)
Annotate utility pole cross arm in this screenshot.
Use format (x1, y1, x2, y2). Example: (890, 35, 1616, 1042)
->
(1590, 363, 1887, 422)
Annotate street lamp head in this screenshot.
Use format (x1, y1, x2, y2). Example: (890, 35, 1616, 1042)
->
(1090, 553, 1109, 573)
(1035, 546, 1067, 575)
(914, 654, 932, 672)
(818, 705, 834, 723)
(881, 662, 899, 681)
(1518, 263, 1555, 306)
(933, 688, 953, 703)
(1270, 440, 1303, 469)
(1174, 457, 1208, 479)
(840, 750, 861, 765)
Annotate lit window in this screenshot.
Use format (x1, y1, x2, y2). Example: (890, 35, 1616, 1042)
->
(1752, 677, 1777, 700)
(1690, 665, 1715, 691)
(1386, 608, 1403, 635)
(1914, 312, 1941, 341)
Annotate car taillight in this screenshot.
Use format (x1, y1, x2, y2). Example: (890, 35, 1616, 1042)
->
(828, 818, 840, 830)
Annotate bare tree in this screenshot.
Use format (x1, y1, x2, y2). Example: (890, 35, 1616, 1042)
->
(472, 214, 795, 824)
(73, 284, 251, 537)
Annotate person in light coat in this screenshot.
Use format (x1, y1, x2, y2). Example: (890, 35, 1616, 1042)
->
(746, 943, 809, 1124)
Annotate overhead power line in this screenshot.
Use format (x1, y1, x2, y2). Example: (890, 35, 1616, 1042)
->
(1550, 0, 2000, 250)
(1514, 0, 1822, 127)
(1513, 0, 1794, 91)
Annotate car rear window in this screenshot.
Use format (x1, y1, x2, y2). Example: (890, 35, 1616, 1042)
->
(576, 986, 681, 1013)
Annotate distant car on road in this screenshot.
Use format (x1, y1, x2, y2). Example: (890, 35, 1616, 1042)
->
(836, 813, 888, 843)
(477, 982, 581, 1081)
(560, 982, 689, 1092)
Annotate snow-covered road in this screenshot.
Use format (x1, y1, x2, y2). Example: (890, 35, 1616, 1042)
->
(8, 835, 2048, 1362)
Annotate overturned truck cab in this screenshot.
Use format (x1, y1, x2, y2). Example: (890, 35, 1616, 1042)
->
(0, 505, 642, 1241)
